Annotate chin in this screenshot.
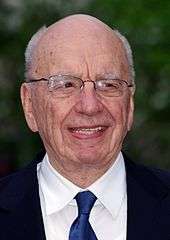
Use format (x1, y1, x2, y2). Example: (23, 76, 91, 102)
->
(73, 150, 106, 166)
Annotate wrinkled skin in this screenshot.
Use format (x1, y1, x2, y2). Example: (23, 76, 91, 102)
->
(21, 15, 134, 187)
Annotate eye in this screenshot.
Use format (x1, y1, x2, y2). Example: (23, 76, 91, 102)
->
(60, 76, 81, 89)
(51, 80, 77, 90)
(104, 82, 119, 89)
(63, 80, 76, 88)
(48, 75, 82, 96)
(97, 80, 122, 91)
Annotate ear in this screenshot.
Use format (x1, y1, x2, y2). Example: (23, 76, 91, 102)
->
(127, 95, 134, 131)
(20, 83, 38, 132)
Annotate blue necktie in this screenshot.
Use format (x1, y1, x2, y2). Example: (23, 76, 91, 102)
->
(69, 191, 98, 240)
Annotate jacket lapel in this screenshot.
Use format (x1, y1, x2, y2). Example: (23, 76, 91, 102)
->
(0, 152, 46, 240)
(125, 157, 170, 240)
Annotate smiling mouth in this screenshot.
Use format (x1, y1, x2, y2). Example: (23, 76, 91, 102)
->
(68, 126, 108, 139)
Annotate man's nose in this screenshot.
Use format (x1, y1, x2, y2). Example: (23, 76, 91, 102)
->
(74, 82, 104, 115)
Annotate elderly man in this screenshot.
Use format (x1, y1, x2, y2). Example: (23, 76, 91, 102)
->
(0, 14, 170, 240)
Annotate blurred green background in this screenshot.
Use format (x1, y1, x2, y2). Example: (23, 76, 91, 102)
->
(0, 0, 170, 175)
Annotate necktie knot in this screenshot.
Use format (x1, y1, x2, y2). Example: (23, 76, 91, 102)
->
(75, 191, 97, 215)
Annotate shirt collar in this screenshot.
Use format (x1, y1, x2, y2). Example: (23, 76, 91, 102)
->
(38, 152, 126, 218)
(88, 152, 126, 219)
(38, 155, 81, 215)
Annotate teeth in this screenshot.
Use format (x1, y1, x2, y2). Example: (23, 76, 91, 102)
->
(73, 126, 103, 134)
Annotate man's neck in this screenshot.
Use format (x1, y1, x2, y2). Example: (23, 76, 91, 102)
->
(49, 157, 115, 188)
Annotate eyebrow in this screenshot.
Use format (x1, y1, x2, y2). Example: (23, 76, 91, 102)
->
(47, 72, 121, 81)
(53, 72, 83, 78)
(96, 73, 121, 80)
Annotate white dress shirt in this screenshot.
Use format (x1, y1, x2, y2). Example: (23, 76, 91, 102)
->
(37, 152, 127, 240)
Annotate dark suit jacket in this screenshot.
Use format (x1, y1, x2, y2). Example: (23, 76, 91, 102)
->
(0, 152, 170, 240)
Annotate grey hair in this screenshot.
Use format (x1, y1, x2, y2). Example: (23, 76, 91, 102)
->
(25, 26, 47, 81)
(24, 25, 135, 89)
(113, 29, 135, 86)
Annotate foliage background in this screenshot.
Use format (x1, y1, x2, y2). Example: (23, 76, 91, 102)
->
(0, 0, 170, 175)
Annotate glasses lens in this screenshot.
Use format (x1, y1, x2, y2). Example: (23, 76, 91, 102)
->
(48, 75, 82, 97)
(96, 79, 126, 97)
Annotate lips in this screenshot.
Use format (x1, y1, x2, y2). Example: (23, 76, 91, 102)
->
(68, 125, 108, 139)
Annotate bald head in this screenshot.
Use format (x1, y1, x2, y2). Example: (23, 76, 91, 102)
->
(47, 14, 113, 35)
(25, 14, 135, 86)
(44, 14, 119, 43)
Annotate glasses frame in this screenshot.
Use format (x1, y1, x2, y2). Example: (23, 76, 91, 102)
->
(27, 74, 134, 97)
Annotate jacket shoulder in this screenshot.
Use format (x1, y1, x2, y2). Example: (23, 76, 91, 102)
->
(0, 165, 34, 191)
(150, 167, 170, 188)
(0, 150, 44, 193)
(124, 154, 170, 198)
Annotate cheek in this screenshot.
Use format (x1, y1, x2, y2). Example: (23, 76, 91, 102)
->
(32, 97, 56, 144)
(30, 91, 58, 142)
(105, 98, 131, 150)
(107, 99, 130, 127)
(49, 98, 74, 128)
(39, 98, 75, 148)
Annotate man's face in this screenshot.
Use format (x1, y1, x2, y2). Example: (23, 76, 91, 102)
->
(21, 18, 134, 172)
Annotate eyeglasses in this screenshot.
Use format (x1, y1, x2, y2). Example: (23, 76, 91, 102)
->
(27, 74, 134, 98)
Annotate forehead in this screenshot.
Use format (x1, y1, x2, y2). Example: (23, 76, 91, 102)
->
(30, 18, 130, 80)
